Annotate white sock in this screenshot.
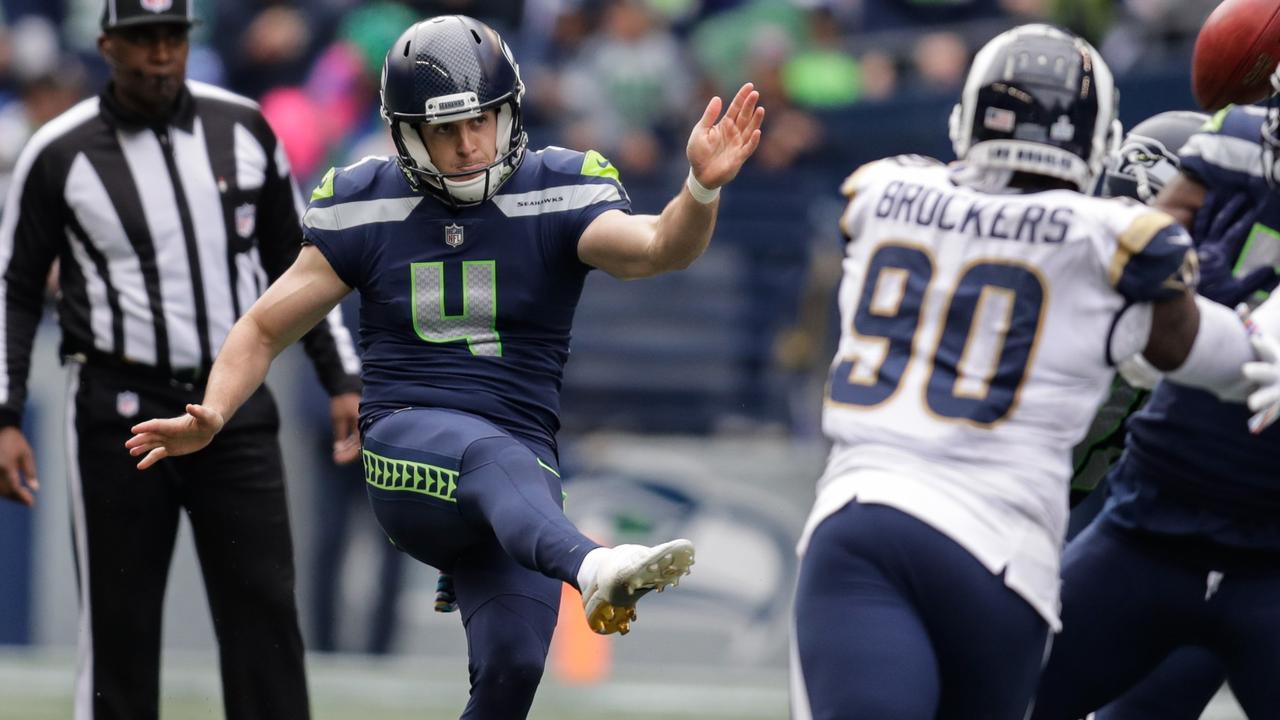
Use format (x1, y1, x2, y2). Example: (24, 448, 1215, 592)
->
(576, 547, 608, 591)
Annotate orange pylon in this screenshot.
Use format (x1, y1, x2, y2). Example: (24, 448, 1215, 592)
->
(551, 583, 611, 683)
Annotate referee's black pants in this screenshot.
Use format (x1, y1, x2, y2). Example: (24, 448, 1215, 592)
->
(67, 361, 310, 720)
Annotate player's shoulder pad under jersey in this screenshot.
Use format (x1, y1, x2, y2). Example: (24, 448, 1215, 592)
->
(1179, 104, 1267, 185)
(308, 156, 395, 206)
(840, 155, 943, 199)
(303, 157, 420, 234)
(495, 146, 631, 218)
(535, 146, 625, 186)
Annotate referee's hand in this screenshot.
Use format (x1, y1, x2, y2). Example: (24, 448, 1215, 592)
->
(330, 392, 361, 465)
(0, 427, 38, 506)
(126, 404, 225, 470)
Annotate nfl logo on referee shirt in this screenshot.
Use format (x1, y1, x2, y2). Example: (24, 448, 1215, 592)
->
(235, 203, 256, 239)
(117, 391, 140, 418)
(444, 223, 464, 247)
(141, 0, 174, 12)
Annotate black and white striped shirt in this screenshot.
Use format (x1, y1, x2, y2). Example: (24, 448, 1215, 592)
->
(0, 80, 359, 426)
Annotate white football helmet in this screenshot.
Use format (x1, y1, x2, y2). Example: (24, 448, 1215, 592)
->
(949, 24, 1121, 193)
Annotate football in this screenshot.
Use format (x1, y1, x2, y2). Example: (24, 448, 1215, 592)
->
(1191, 0, 1280, 111)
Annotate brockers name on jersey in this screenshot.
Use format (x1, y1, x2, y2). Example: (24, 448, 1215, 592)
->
(874, 179, 1073, 245)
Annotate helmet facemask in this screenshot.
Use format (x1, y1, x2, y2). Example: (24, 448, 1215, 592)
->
(387, 97, 526, 207)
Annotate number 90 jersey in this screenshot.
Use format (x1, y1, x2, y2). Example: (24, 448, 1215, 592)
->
(805, 156, 1193, 628)
(302, 147, 630, 453)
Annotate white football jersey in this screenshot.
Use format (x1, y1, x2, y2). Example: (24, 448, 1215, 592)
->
(800, 157, 1193, 629)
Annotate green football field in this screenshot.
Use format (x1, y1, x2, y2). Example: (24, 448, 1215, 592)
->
(0, 647, 1247, 720)
(0, 648, 788, 720)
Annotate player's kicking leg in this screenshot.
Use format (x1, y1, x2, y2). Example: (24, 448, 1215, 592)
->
(363, 407, 694, 635)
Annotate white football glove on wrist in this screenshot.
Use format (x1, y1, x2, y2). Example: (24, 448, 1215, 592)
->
(1243, 332, 1280, 433)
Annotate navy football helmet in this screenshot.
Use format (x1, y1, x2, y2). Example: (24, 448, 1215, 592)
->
(1098, 110, 1207, 202)
(949, 24, 1120, 192)
(380, 15, 527, 207)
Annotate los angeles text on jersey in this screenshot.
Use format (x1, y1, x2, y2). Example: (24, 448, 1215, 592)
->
(874, 179, 1072, 244)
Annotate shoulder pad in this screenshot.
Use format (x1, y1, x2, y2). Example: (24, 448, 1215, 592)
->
(1200, 104, 1267, 143)
(309, 156, 395, 205)
(885, 154, 945, 169)
(536, 146, 621, 182)
(840, 155, 942, 198)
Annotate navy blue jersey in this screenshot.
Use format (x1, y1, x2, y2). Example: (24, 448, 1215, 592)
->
(301, 147, 630, 451)
(1107, 105, 1280, 550)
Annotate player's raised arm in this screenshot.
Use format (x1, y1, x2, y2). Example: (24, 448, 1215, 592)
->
(1153, 172, 1208, 230)
(126, 246, 352, 469)
(577, 82, 764, 279)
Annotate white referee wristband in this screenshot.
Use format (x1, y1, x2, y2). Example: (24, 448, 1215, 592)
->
(686, 169, 720, 204)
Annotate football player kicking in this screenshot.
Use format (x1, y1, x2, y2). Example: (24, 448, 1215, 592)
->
(1031, 70, 1280, 720)
(792, 24, 1280, 720)
(124, 15, 762, 719)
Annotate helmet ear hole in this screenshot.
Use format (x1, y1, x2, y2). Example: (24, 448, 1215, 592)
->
(471, 29, 481, 43)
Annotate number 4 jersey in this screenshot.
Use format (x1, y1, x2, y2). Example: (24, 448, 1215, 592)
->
(302, 147, 630, 452)
(802, 156, 1194, 628)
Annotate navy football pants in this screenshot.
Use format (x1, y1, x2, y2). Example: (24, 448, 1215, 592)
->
(1095, 646, 1224, 720)
(1031, 519, 1280, 720)
(793, 501, 1049, 720)
(71, 364, 308, 720)
(1065, 481, 1226, 720)
(361, 408, 599, 719)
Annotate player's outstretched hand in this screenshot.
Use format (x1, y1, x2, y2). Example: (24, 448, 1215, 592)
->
(686, 82, 765, 191)
(125, 404, 225, 470)
(1244, 333, 1280, 433)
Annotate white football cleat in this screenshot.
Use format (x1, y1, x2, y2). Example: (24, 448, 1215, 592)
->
(581, 539, 695, 635)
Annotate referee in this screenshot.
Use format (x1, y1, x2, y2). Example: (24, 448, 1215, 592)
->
(0, 2, 360, 719)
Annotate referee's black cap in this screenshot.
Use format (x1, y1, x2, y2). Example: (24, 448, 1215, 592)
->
(100, 0, 197, 31)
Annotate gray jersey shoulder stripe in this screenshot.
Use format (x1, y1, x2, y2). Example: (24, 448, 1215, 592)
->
(303, 197, 422, 231)
(490, 183, 622, 218)
(1181, 134, 1264, 178)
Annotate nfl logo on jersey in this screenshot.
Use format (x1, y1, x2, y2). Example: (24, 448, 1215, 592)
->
(444, 223, 465, 248)
(116, 391, 140, 418)
(234, 203, 256, 239)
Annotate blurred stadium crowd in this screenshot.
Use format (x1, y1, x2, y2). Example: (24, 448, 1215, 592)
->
(0, 0, 1220, 441)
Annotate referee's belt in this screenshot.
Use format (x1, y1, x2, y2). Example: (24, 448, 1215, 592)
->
(72, 351, 208, 386)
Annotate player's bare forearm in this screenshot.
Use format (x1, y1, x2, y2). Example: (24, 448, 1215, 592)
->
(207, 251, 350, 417)
(1153, 172, 1207, 230)
(649, 190, 718, 273)
(201, 313, 279, 420)
(126, 247, 351, 468)
(1144, 291, 1199, 371)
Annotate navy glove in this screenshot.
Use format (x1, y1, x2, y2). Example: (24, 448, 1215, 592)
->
(1194, 193, 1279, 306)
